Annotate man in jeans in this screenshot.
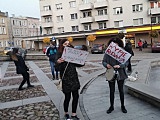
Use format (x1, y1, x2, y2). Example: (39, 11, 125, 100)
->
(46, 41, 59, 80)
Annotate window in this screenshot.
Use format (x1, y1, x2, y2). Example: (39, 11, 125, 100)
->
(1, 27, 6, 34)
(58, 27, 64, 33)
(151, 17, 156, 23)
(44, 16, 52, 22)
(83, 0, 90, 4)
(57, 15, 63, 22)
(150, 2, 160, 8)
(132, 4, 143, 12)
(71, 26, 79, 32)
(84, 24, 91, 31)
(98, 22, 106, 29)
(114, 20, 123, 27)
(83, 11, 92, 18)
(69, 1, 76, 8)
(133, 18, 143, 25)
(158, 16, 160, 23)
(113, 7, 123, 14)
(46, 28, 52, 34)
(1, 18, 5, 24)
(43, 5, 51, 11)
(56, 3, 62, 10)
(98, 9, 107, 15)
(70, 13, 78, 20)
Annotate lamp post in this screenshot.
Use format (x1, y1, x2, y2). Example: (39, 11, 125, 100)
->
(36, 27, 40, 51)
(150, 9, 153, 47)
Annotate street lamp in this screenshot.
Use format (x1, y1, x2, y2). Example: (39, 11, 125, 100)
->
(150, 9, 153, 47)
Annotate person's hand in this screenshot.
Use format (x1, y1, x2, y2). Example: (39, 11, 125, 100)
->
(57, 58, 65, 63)
(113, 65, 120, 69)
(106, 64, 112, 69)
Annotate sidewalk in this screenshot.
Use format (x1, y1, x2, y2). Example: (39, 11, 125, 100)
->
(0, 48, 160, 120)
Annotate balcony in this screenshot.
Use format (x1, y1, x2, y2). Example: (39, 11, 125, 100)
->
(148, 8, 160, 15)
(79, 3, 93, 11)
(80, 17, 93, 23)
(42, 22, 53, 28)
(41, 10, 52, 16)
(94, 1, 108, 9)
(95, 15, 109, 22)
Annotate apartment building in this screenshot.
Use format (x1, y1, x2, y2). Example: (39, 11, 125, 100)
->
(8, 15, 40, 49)
(0, 11, 10, 50)
(38, 0, 160, 47)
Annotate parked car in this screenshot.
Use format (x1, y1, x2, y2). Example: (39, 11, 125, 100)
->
(91, 44, 104, 54)
(74, 45, 88, 51)
(151, 41, 160, 53)
(3, 47, 14, 54)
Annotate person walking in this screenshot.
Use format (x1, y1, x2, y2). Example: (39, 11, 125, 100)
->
(138, 39, 143, 51)
(102, 37, 128, 114)
(46, 41, 59, 80)
(55, 39, 84, 120)
(124, 40, 134, 72)
(11, 48, 34, 91)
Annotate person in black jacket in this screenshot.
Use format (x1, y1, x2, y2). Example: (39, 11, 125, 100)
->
(55, 39, 84, 120)
(124, 40, 134, 72)
(46, 41, 59, 80)
(11, 48, 34, 91)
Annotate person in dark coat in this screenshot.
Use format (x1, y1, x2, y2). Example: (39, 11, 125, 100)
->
(46, 41, 59, 80)
(102, 37, 128, 114)
(55, 39, 84, 120)
(124, 40, 134, 72)
(11, 48, 34, 91)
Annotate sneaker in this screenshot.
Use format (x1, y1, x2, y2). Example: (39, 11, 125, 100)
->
(71, 115, 80, 120)
(121, 106, 127, 113)
(106, 106, 114, 114)
(52, 77, 55, 80)
(64, 114, 70, 120)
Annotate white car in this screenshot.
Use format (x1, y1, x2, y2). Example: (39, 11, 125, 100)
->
(3, 47, 14, 54)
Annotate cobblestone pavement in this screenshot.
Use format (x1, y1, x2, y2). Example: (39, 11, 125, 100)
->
(0, 48, 160, 120)
(0, 59, 104, 120)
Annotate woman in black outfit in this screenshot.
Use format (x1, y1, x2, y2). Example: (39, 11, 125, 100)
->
(55, 39, 84, 120)
(11, 48, 34, 90)
(102, 37, 128, 114)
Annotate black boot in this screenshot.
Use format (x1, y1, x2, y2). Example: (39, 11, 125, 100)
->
(27, 84, 34, 88)
(121, 106, 127, 113)
(106, 106, 114, 114)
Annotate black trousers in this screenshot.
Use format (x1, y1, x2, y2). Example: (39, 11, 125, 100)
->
(108, 80, 125, 107)
(127, 58, 132, 71)
(19, 71, 31, 89)
(63, 90, 79, 113)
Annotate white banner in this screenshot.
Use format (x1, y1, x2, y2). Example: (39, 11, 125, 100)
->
(105, 42, 131, 63)
(61, 47, 89, 65)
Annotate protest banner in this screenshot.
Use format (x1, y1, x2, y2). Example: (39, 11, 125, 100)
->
(61, 47, 89, 65)
(105, 42, 131, 63)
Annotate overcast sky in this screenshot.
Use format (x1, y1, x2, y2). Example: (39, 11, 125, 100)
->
(0, 0, 40, 18)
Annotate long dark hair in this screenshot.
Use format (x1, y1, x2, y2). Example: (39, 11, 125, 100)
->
(108, 37, 124, 48)
(11, 48, 19, 61)
(58, 39, 73, 53)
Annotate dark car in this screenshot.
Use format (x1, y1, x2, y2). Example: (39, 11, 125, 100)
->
(74, 45, 88, 51)
(151, 41, 160, 53)
(91, 44, 104, 54)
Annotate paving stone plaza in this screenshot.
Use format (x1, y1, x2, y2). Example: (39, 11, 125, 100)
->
(0, 48, 160, 120)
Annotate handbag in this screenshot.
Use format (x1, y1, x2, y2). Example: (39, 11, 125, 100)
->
(56, 62, 69, 91)
(105, 66, 117, 82)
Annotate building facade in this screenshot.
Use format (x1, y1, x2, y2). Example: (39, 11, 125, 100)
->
(0, 11, 10, 51)
(38, 0, 160, 48)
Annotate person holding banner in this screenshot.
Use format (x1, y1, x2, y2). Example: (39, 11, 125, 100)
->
(102, 37, 128, 114)
(55, 39, 84, 120)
